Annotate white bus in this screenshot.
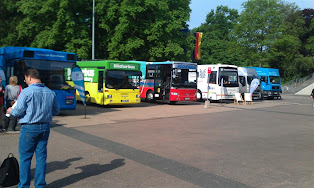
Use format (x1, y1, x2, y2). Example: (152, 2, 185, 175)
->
(197, 64, 239, 101)
(238, 67, 262, 99)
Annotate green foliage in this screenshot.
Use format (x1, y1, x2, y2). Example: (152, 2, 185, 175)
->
(0, 0, 190, 61)
(192, 6, 242, 65)
(0, 0, 313, 81)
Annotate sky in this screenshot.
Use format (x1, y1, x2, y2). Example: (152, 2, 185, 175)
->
(188, 0, 314, 29)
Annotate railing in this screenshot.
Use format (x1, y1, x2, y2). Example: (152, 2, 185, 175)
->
(282, 73, 314, 94)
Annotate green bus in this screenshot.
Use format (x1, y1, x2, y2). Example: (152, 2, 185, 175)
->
(67, 60, 141, 105)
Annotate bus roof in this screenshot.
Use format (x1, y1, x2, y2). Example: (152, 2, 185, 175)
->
(0, 46, 76, 62)
(198, 64, 237, 69)
(78, 60, 141, 71)
(238, 67, 257, 77)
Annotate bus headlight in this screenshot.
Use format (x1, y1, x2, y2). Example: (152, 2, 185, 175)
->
(107, 95, 112, 98)
(171, 92, 179, 95)
(136, 94, 140, 98)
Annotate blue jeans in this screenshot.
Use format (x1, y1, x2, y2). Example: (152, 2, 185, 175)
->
(18, 124, 50, 188)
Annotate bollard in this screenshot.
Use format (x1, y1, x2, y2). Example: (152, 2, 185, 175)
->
(204, 100, 210, 108)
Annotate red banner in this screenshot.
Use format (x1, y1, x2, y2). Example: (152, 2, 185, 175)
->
(194, 32, 203, 60)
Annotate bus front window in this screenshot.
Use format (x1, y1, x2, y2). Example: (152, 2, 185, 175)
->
(172, 69, 197, 89)
(105, 70, 141, 89)
(23, 59, 75, 90)
(219, 68, 238, 87)
(269, 76, 280, 84)
(247, 76, 258, 85)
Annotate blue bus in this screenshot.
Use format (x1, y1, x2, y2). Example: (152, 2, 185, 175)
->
(248, 67, 281, 99)
(0, 46, 77, 110)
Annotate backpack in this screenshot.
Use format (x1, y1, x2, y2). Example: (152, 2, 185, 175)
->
(0, 153, 20, 187)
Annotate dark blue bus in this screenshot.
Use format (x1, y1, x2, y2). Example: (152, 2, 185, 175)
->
(0, 46, 77, 110)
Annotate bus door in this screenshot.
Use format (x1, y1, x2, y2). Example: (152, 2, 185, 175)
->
(9, 60, 27, 88)
(147, 64, 162, 99)
(97, 70, 105, 104)
(162, 65, 172, 100)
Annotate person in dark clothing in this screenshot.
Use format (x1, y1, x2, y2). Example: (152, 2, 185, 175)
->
(0, 76, 5, 131)
(311, 89, 314, 108)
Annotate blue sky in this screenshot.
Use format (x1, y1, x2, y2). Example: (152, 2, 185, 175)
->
(188, 0, 314, 29)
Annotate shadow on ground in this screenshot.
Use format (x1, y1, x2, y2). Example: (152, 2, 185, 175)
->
(46, 159, 125, 188)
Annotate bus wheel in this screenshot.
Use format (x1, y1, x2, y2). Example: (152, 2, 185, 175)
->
(146, 91, 155, 102)
(170, 101, 177, 105)
(197, 90, 203, 101)
(85, 92, 91, 104)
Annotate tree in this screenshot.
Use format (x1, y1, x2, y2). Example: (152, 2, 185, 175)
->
(192, 6, 241, 65)
(233, 0, 288, 67)
(0, 0, 23, 46)
(14, 0, 92, 58)
(107, 0, 191, 61)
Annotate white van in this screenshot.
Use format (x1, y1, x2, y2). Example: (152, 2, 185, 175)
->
(197, 64, 239, 101)
(238, 67, 262, 99)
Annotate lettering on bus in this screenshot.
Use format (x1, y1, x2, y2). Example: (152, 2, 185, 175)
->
(110, 63, 137, 70)
(173, 64, 196, 70)
(36, 53, 66, 58)
(81, 68, 96, 82)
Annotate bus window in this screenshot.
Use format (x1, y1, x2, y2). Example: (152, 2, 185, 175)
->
(209, 71, 217, 84)
(219, 67, 238, 87)
(13, 60, 28, 88)
(269, 76, 280, 84)
(106, 70, 141, 89)
(98, 71, 104, 91)
(247, 76, 257, 85)
(172, 69, 197, 89)
(260, 76, 268, 84)
(239, 76, 246, 86)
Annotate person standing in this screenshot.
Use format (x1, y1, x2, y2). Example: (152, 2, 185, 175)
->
(0, 76, 5, 131)
(311, 89, 314, 108)
(7, 69, 59, 188)
(5, 76, 22, 132)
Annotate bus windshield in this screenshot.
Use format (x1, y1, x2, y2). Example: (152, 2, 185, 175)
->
(247, 76, 258, 85)
(172, 68, 197, 89)
(106, 70, 141, 89)
(219, 67, 238, 87)
(269, 76, 280, 84)
(23, 59, 75, 90)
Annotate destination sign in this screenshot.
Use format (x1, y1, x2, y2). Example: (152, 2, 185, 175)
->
(110, 63, 139, 70)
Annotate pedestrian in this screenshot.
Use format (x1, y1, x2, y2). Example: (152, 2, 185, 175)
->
(311, 89, 314, 108)
(7, 69, 59, 188)
(5, 76, 22, 132)
(0, 76, 5, 131)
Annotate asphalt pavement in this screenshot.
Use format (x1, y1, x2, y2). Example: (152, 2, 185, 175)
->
(0, 94, 313, 188)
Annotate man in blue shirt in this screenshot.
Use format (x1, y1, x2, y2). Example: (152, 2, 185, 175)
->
(7, 69, 59, 188)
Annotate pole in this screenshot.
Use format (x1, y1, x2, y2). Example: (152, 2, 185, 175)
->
(92, 0, 95, 60)
(84, 104, 87, 119)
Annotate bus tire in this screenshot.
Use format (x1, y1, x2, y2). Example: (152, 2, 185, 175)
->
(85, 91, 91, 104)
(170, 101, 177, 105)
(146, 90, 155, 102)
(197, 90, 203, 101)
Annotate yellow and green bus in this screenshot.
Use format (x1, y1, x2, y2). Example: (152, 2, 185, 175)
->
(69, 60, 141, 105)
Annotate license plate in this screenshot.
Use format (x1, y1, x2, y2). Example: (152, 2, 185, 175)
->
(121, 100, 129, 102)
(185, 98, 190, 100)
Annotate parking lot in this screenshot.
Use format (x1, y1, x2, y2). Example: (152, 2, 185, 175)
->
(1, 94, 313, 188)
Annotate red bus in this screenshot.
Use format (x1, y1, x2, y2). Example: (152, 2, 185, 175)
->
(130, 61, 197, 104)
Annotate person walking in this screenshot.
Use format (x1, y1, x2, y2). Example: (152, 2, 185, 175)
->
(0, 76, 5, 131)
(5, 76, 22, 132)
(7, 69, 59, 188)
